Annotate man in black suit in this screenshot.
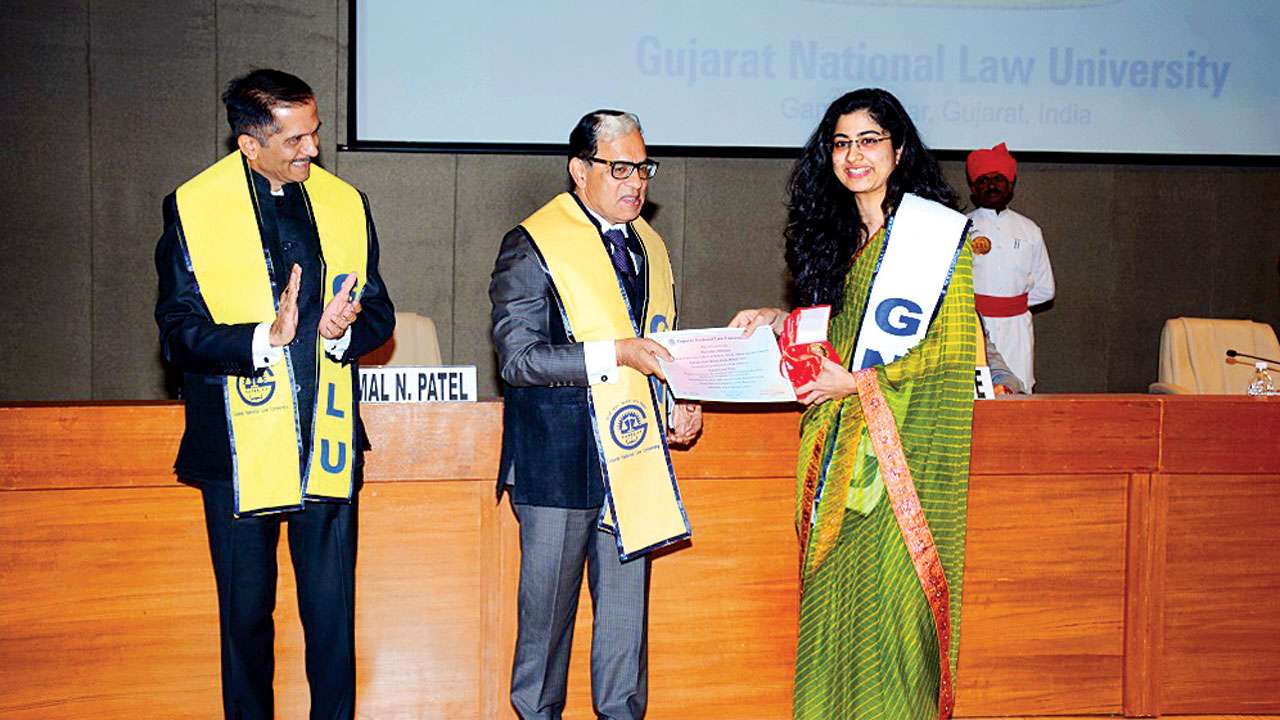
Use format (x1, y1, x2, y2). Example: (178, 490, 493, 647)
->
(154, 68, 393, 719)
(490, 109, 702, 719)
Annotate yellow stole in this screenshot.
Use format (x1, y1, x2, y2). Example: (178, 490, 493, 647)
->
(175, 151, 368, 516)
(522, 193, 690, 560)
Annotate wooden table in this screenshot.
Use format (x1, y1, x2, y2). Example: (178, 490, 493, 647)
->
(1, 396, 1277, 718)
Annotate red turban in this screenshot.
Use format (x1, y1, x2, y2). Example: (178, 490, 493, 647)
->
(966, 142, 1017, 183)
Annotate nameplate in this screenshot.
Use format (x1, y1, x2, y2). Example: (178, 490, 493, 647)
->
(974, 365, 995, 400)
(358, 366, 477, 403)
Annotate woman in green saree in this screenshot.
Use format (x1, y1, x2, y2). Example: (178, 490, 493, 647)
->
(733, 89, 976, 720)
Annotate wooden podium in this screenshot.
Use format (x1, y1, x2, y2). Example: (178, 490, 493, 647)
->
(1, 396, 1277, 718)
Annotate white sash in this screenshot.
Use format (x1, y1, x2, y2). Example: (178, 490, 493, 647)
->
(852, 194, 970, 370)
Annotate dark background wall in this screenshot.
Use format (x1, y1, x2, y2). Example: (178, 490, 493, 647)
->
(3, 1, 1277, 400)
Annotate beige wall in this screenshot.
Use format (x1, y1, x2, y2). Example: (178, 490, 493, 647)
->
(3, 1, 1277, 400)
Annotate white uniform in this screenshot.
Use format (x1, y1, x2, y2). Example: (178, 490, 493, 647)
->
(967, 206, 1054, 391)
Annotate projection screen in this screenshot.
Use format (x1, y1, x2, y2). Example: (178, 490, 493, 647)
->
(351, 0, 1279, 155)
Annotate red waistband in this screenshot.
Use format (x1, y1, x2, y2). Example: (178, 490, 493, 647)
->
(975, 292, 1029, 317)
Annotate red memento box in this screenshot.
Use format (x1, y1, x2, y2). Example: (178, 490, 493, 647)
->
(778, 306, 839, 389)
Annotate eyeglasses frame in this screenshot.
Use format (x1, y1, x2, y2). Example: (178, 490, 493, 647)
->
(586, 156, 660, 180)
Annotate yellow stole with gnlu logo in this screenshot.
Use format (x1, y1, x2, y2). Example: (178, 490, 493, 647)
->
(521, 193, 690, 561)
(175, 151, 367, 516)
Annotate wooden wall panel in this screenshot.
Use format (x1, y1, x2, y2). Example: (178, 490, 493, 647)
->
(955, 474, 1128, 716)
(1108, 167, 1221, 394)
(0, 488, 218, 718)
(968, 396, 1160, 475)
(1160, 397, 1280, 474)
(680, 158, 791, 332)
(337, 153, 459, 360)
(1123, 473, 1166, 717)
(216, 0, 340, 162)
(1161, 473, 1280, 713)
(0, 395, 1193, 490)
(0, 482, 508, 719)
(5, 5, 1280, 402)
(362, 402, 502, 481)
(0, 395, 1164, 488)
(88, 0, 217, 400)
(557, 476, 800, 719)
(452, 154, 566, 397)
(333, 481, 495, 718)
(0, 403, 181, 490)
(0, 1, 94, 401)
(669, 407, 798, 478)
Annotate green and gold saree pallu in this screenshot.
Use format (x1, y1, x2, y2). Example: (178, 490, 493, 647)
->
(522, 192, 690, 561)
(175, 151, 367, 517)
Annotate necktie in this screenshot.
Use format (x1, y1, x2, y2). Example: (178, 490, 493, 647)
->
(603, 228, 635, 277)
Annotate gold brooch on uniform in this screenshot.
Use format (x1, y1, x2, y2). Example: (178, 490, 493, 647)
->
(972, 235, 992, 255)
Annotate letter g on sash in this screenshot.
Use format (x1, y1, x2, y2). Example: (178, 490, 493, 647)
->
(875, 298, 923, 337)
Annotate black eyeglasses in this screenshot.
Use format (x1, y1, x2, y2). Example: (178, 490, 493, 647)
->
(587, 156, 660, 180)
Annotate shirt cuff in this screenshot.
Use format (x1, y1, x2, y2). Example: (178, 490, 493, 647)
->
(324, 328, 353, 361)
(252, 322, 284, 369)
(584, 340, 619, 385)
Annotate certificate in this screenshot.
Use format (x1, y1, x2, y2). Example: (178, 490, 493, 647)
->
(649, 327, 797, 403)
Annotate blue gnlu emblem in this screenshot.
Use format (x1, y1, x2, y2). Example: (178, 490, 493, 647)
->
(609, 403, 649, 450)
(236, 369, 277, 407)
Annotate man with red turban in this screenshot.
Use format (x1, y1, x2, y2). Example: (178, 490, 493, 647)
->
(966, 142, 1055, 392)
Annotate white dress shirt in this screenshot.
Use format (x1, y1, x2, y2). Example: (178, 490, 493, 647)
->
(967, 206, 1054, 391)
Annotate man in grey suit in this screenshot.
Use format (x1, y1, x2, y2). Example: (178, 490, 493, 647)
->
(489, 109, 702, 719)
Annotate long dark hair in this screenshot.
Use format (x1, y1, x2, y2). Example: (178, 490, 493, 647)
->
(785, 88, 957, 312)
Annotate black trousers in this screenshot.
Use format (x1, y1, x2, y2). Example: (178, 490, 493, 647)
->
(200, 483, 358, 720)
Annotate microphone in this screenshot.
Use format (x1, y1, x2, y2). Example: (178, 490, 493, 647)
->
(1218, 348, 1280, 363)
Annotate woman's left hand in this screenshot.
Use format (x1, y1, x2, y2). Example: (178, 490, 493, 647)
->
(794, 356, 858, 406)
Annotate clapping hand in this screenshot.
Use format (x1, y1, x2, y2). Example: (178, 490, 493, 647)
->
(320, 273, 361, 340)
(269, 264, 302, 347)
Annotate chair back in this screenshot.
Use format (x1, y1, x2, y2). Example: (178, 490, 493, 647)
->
(1157, 317, 1280, 393)
(363, 312, 443, 366)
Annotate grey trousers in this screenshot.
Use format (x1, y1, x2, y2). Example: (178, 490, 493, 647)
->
(510, 503, 649, 720)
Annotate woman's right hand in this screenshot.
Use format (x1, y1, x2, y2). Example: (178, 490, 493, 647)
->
(794, 356, 857, 406)
(729, 307, 787, 336)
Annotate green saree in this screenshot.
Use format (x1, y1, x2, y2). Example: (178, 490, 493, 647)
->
(793, 226, 976, 720)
